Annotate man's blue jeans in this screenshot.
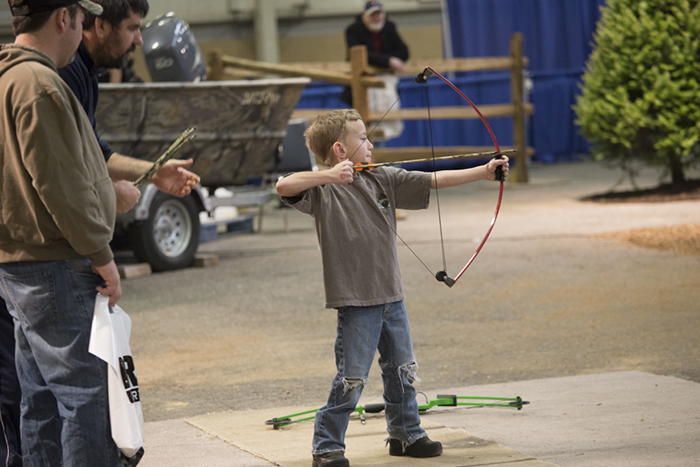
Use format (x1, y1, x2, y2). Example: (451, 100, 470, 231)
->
(0, 259, 121, 467)
(312, 301, 426, 455)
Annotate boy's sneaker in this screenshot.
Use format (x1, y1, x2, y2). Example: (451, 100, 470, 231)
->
(388, 436, 443, 458)
(312, 451, 349, 467)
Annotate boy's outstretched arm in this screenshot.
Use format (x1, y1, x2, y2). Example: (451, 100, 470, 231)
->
(276, 161, 355, 197)
(430, 156, 509, 189)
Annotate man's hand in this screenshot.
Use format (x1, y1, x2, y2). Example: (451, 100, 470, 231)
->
(150, 159, 200, 197)
(92, 260, 122, 307)
(113, 180, 141, 213)
(330, 161, 355, 185)
(388, 56, 405, 72)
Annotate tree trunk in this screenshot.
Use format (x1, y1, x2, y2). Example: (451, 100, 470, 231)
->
(669, 154, 686, 184)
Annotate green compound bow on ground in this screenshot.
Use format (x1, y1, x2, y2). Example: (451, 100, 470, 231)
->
(265, 394, 529, 429)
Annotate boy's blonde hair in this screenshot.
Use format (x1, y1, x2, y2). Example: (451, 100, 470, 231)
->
(305, 109, 363, 165)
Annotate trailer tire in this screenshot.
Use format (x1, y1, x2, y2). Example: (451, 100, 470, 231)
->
(128, 192, 200, 272)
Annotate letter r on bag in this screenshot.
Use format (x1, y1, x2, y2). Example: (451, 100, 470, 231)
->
(120, 356, 139, 389)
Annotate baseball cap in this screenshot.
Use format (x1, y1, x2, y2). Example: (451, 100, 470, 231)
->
(363, 0, 383, 15)
(9, 0, 103, 17)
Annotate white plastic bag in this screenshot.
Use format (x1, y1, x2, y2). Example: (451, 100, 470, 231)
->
(89, 294, 145, 462)
(368, 74, 404, 141)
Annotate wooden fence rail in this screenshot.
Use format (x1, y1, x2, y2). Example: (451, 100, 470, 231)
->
(208, 33, 533, 182)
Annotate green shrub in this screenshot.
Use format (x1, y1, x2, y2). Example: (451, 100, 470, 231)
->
(574, 0, 700, 183)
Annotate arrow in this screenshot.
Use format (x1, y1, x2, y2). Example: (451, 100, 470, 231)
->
(353, 149, 516, 171)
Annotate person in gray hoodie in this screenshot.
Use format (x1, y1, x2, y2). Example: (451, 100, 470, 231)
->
(0, 1, 125, 465)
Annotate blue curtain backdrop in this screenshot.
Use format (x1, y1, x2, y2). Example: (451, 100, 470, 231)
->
(294, 0, 607, 164)
(444, 0, 607, 163)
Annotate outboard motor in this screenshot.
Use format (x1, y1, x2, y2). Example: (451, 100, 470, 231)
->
(141, 12, 207, 82)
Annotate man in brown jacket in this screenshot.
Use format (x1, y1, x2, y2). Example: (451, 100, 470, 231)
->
(0, 1, 125, 465)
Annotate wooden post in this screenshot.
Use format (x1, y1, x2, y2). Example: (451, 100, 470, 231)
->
(207, 49, 224, 81)
(108, 69, 123, 83)
(509, 33, 529, 183)
(349, 45, 371, 126)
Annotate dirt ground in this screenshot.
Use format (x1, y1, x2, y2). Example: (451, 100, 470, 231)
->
(117, 162, 700, 422)
(586, 177, 700, 255)
(599, 223, 700, 256)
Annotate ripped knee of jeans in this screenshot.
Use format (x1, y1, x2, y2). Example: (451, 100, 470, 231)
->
(398, 361, 421, 384)
(342, 377, 366, 395)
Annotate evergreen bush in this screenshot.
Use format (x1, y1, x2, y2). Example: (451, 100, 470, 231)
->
(574, 0, 700, 184)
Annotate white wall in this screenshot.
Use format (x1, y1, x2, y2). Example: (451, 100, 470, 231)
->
(0, 0, 444, 66)
(145, 0, 440, 25)
(0, 0, 441, 43)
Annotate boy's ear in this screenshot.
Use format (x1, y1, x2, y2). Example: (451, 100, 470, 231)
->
(332, 141, 347, 162)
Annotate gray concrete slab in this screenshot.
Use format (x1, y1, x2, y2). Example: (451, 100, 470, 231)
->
(140, 419, 275, 467)
(186, 406, 557, 467)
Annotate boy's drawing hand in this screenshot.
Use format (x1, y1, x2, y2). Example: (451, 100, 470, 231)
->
(330, 160, 356, 185)
(487, 156, 510, 181)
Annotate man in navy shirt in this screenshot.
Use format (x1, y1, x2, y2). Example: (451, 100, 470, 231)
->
(59, 0, 200, 212)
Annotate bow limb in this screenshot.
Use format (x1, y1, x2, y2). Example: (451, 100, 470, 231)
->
(452, 181, 504, 283)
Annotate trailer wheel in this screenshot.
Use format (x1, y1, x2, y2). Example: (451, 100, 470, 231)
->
(128, 192, 200, 272)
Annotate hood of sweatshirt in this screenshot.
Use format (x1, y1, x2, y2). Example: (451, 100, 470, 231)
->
(0, 44, 56, 79)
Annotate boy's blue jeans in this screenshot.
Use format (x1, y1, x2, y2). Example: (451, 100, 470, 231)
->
(312, 301, 427, 455)
(0, 259, 121, 467)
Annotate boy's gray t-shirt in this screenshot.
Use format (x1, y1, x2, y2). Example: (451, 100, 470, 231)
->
(283, 167, 432, 309)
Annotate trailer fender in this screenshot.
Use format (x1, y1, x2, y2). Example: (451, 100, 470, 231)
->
(131, 183, 210, 221)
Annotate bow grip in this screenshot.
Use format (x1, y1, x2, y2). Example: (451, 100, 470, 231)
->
(494, 153, 505, 182)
